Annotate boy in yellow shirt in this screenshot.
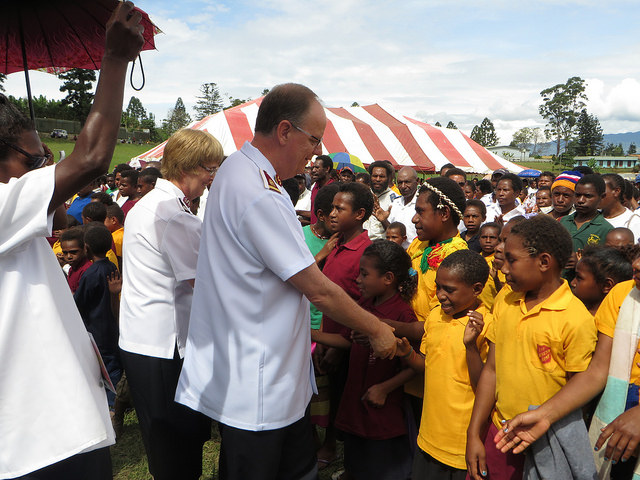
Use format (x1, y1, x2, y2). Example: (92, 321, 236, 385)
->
(466, 214, 597, 479)
(398, 249, 491, 478)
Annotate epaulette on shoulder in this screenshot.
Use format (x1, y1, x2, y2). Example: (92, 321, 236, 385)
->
(260, 169, 281, 194)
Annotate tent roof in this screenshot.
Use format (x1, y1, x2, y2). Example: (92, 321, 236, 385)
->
(133, 98, 523, 174)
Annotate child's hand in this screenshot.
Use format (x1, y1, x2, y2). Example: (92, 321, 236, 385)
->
(396, 337, 413, 358)
(107, 271, 122, 295)
(463, 311, 484, 348)
(466, 435, 488, 479)
(362, 384, 388, 408)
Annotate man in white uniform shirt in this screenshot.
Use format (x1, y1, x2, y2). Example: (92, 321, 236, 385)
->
(176, 84, 397, 480)
(0, 5, 143, 479)
(382, 166, 419, 247)
(364, 160, 397, 240)
(119, 129, 223, 480)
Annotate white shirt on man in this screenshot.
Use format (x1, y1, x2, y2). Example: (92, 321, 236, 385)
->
(387, 192, 418, 247)
(119, 178, 202, 359)
(0, 166, 113, 478)
(604, 208, 640, 243)
(364, 188, 395, 240)
(295, 187, 312, 212)
(176, 142, 316, 431)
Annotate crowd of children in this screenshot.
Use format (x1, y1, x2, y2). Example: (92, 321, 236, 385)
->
(49, 157, 640, 480)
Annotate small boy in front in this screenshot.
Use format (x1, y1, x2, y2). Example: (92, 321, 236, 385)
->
(462, 200, 487, 253)
(478, 222, 501, 261)
(398, 249, 491, 479)
(60, 227, 92, 294)
(385, 221, 407, 247)
(466, 215, 597, 479)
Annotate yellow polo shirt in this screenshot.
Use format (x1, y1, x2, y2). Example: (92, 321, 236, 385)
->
(595, 280, 640, 384)
(478, 257, 506, 312)
(111, 227, 124, 257)
(418, 303, 492, 469)
(488, 280, 596, 428)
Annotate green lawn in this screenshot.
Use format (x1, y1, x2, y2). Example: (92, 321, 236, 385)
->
(112, 411, 343, 480)
(39, 136, 158, 171)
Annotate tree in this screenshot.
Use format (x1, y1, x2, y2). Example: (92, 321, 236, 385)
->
(0, 73, 6, 92)
(194, 83, 224, 120)
(351, 102, 360, 107)
(225, 95, 251, 110)
(140, 113, 162, 142)
(261, 88, 270, 96)
(58, 68, 96, 125)
(539, 76, 588, 157)
(470, 117, 499, 147)
(512, 127, 533, 150)
(122, 96, 147, 129)
(531, 127, 546, 155)
(629, 143, 637, 155)
(446, 121, 457, 129)
(435, 121, 442, 127)
(162, 97, 191, 137)
(573, 110, 603, 156)
(602, 142, 624, 156)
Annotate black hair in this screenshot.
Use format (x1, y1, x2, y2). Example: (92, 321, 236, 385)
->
(465, 199, 487, 218)
(606, 227, 634, 245)
(82, 202, 107, 223)
(66, 215, 80, 228)
(60, 226, 85, 248)
(439, 249, 490, 287)
(368, 160, 395, 180)
(540, 171, 556, 181)
(90, 191, 114, 206)
(314, 182, 341, 216)
(316, 154, 333, 171)
(465, 180, 476, 189)
(444, 167, 466, 179)
(577, 174, 606, 196)
(254, 83, 319, 135)
(83, 222, 113, 257)
(506, 215, 526, 227)
(480, 222, 502, 236)
(623, 180, 636, 202)
(0, 94, 34, 161)
(497, 173, 523, 193)
(355, 172, 371, 186)
(418, 176, 467, 226)
(141, 166, 162, 178)
(537, 185, 551, 193)
(580, 246, 633, 287)
(362, 239, 417, 302)
(338, 181, 374, 221)
(388, 221, 407, 236)
(105, 203, 125, 225)
(509, 215, 573, 269)
(120, 169, 139, 183)
(476, 179, 493, 195)
(602, 173, 625, 202)
(281, 177, 300, 205)
(112, 163, 134, 175)
(439, 163, 454, 175)
(574, 165, 595, 176)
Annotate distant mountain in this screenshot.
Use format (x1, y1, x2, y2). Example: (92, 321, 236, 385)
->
(527, 131, 640, 156)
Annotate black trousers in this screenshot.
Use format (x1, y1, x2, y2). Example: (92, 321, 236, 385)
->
(10, 447, 111, 480)
(218, 406, 318, 480)
(120, 348, 211, 480)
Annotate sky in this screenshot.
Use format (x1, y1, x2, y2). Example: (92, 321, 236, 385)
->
(4, 0, 640, 144)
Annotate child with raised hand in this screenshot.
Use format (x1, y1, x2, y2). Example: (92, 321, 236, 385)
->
(60, 226, 92, 293)
(398, 249, 491, 479)
(466, 215, 597, 480)
(571, 245, 633, 316)
(333, 239, 418, 480)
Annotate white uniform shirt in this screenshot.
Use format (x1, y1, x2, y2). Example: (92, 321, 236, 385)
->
(364, 188, 395, 240)
(196, 186, 210, 221)
(0, 166, 113, 477)
(119, 178, 202, 359)
(176, 142, 316, 431)
(387, 191, 418, 247)
(605, 208, 640, 243)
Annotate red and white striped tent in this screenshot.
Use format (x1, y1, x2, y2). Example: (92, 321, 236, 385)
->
(134, 98, 523, 174)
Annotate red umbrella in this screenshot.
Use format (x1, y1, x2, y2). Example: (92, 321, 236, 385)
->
(1, 0, 159, 120)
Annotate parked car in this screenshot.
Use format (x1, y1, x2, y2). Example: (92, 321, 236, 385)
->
(50, 129, 68, 139)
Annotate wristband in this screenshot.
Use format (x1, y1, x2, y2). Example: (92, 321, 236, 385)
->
(400, 347, 413, 359)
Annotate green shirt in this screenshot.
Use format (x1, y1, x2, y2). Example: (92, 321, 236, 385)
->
(559, 212, 613, 251)
(303, 225, 328, 330)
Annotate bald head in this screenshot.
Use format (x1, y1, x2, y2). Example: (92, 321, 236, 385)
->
(397, 166, 418, 201)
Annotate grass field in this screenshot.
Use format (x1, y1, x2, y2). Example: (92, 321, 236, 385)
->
(113, 411, 343, 480)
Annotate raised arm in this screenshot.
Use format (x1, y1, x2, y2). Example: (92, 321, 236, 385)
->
(49, 2, 144, 212)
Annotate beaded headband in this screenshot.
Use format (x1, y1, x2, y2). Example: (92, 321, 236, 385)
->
(421, 182, 464, 219)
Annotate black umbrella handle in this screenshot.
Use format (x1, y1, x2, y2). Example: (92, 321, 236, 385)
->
(130, 54, 145, 91)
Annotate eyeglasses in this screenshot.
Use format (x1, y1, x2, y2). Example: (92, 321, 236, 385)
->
(199, 164, 218, 176)
(291, 123, 322, 148)
(0, 138, 51, 170)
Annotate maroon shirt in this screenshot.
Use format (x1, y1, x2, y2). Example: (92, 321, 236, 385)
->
(120, 198, 138, 219)
(335, 293, 417, 440)
(67, 258, 92, 294)
(321, 230, 371, 336)
(309, 178, 333, 224)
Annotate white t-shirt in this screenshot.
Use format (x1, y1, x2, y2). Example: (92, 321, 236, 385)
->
(604, 208, 640, 243)
(387, 192, 418, 248)
(364, 188, 395, 240)
(119, 178, 202, 359)
(0, 166, 113, 477)
(176, 142, 316, 431)
(295, 188, 312, 213)
(485, 203, 526, 224)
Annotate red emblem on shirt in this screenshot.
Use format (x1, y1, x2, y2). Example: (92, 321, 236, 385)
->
(537, 344, 552, 364)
